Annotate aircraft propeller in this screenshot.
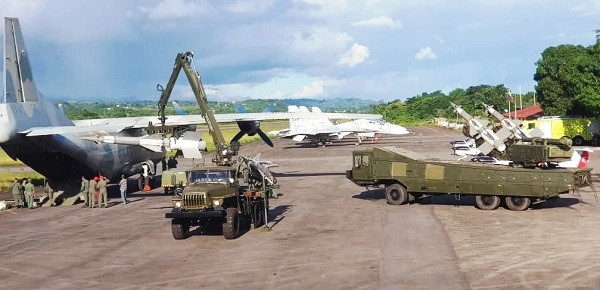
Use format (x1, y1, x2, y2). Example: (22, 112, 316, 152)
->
(231, 120, 274, 147)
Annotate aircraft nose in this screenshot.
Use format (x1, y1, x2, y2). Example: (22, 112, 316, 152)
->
(390, 125, 409, 135)
(0, 106, 17, 143)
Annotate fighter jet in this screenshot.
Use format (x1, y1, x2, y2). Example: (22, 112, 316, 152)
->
(0, 18, 381, 191)
(272, 106, 409, 146)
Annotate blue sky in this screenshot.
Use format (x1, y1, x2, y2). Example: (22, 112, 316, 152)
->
(1, 0, 598, 102)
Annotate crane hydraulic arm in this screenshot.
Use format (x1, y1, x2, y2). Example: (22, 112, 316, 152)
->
(157, 51, 237, 166)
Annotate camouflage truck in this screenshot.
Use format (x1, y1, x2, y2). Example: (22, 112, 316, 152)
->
(347, 146, 593, 211)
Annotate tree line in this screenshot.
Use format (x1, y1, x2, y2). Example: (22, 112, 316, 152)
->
(372, 41, 600, 124)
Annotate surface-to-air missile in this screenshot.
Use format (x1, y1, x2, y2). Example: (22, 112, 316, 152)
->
(481, 102, 529, 140)
(450, 102, 506, 154)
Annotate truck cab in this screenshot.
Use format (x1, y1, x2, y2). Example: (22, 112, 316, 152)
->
(347, 150, 374, 185)
(171, 167, 238, 211)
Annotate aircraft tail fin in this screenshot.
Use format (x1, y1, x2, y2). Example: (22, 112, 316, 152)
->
(4, 17, 40, 103)
(2, 17, 72, 127)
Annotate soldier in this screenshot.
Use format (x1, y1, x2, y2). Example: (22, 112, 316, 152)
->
(88, 177, 98, 208)
(119, 175, 128, 204)
(23, 179, 35, 209)
(161, 157, 167, 172)
(98, 176, 109, 208)
(167, 157, 178, 169)
(11, 178, 23, 208)
(80, 176, 89, 207)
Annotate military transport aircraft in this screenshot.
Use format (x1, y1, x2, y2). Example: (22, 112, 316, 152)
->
(0, 18, 381, 191)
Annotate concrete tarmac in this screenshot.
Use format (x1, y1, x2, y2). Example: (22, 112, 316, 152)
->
(1, 126, 599, 289)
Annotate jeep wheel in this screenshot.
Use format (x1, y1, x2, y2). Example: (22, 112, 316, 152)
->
(385, 184, 408, 205)
(171, 219, 190, 240)
(222, 207, 240, 239)
(475, 195, 500, 210)
(505, 196, 531, 211)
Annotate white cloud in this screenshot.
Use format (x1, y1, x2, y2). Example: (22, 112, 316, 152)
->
(572, 2, 600, 16)
(297, 0, 347, 10)
(225, 0, 275, 13)
(415, 47, 437, 60)
(352, 16, 401, 28)
(292, 28, 353, 54)
(338, 43, 370, 67)
(294, 81, 325, 98)
(140, 0, 213, 20)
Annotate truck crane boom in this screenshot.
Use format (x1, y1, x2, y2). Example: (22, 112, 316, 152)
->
(157, 51, 237, 166)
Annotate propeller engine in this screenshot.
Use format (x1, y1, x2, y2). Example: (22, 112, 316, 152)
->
(231, 120, 274, 147)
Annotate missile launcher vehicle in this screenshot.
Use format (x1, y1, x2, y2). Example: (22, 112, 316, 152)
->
(347, 146, 593, 210)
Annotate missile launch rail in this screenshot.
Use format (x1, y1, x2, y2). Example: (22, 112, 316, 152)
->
(347, 146, 593, 211)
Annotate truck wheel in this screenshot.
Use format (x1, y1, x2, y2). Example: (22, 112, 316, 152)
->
(475, 195, 500, 210)
(572, 136, 584, 146)
(505, 196, 531, 211)
(222, 207, 240, 239)
(385, 184, 408, 205)
(171, 219, 190, 240)
(253, 201, 264, 228)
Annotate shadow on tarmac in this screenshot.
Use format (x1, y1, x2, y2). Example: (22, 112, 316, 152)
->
(268, 204, 293, 229)
(273, 171, 346, 178)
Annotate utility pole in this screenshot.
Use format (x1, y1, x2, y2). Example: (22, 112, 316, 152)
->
(596, 29, 600, 43)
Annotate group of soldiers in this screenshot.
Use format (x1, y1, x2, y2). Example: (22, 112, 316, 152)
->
(79, 175, 110, 208)
(11, 178, 36, 208)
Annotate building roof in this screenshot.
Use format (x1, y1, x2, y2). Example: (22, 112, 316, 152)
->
(501, 104, 542, 119)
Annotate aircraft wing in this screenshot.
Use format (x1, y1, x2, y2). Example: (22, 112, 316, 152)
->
(21, 112, 382, 137)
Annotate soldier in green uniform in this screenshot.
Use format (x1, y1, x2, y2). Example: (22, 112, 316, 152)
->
(98, 176, 109, 208)
(88, 177, 98, 208)
(23, 179, 35, 209)
(11, 178, 23, 208)
(80, 176, 89, 207)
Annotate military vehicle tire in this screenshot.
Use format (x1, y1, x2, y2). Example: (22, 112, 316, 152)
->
(505, 196, 531, 211)
(475, 195, 500, 210)
(385, 184, 408, 205)
(222, 207, 240, 239)
(253, 201, 265, 228)
(572, 136, 584, 146)
(171, 219, 190, 240)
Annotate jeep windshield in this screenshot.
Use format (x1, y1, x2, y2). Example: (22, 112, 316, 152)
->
(189, 170, 230, 184)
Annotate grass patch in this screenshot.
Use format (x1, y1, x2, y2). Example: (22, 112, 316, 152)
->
(0, 172, 45, 191)
(0, 149, 23, 166)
